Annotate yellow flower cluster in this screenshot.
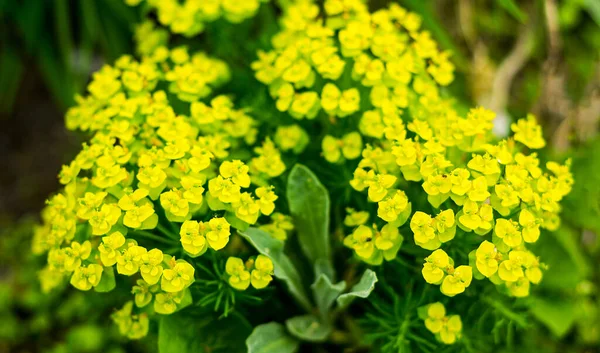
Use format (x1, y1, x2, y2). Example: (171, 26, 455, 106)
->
(32, 47, 285, 339)
(252, 0, 455, 125)
(254, 0, 573, 302)
(225, 255, 274, 291)
(125, 0, 270, 37)
(423, 302, 462, 345)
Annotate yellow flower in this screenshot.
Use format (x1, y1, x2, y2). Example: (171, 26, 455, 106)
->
(161, 189, 191, 219)
(219, 160, 251, 188)
(322, 133, 363, 163)
(154, 290, 186, 315)
(117, 243, 147, 276)
(368, 173, 397, 202)
(251, 255, 274, 289)
(63, 241, 92, 272)
(411, 211, 436, 247)
(226, 257, 251, 290)
(140, 249, 164, 285)
(512, 114, 546, 149)
(289, 91, 321, 119)
(440, 315, 462, 344)
(475, 240, 500, 277)
(467, 176, 490, 202)
(89, 204, 121, 236)
(519, 209, 540, 243)
(494, 219, 522, 248)
(131, 279, 156, 308)
(70, 264, 103, 291)
(208, 176, 242, 203)
(255, 186, 278, 215)
(422, 249, 449, 284)
(99, 231, 126, 266)
(232, 193, 261, 224)
(274, 125, 309, 154)
(179, 220, 208, 256)
(321, 83, 360, 117)
(161, 259, 195, 292)
(377, 190, 409, 223)
(424, 302, 446, 333)
(344, 208, 370, 227)
(440, 265, 472, 297)
(344, 225, 375, 260)
(206, 217, 231, 250)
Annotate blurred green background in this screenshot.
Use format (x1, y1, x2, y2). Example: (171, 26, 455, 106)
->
(0, 0, 598, 352)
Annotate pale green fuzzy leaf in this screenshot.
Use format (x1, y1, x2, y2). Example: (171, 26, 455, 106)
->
(285, 315, 330, 342)
(246, 322, 299, 353)
(336, 269, 378, 309)
(529, 297, 578, 338)
(311, 274, 345, 320)
(287, 164, 334, 279)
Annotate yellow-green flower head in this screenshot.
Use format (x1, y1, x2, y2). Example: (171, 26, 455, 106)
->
(111, 301, 150, 340)
(322, 133, 363, 163)
(99, 231, 127, 266)
(226, 256, 251, 290)
(475, 240, 501, 278)
(343, 223, 403, 265)
(274, 124, 309, 154)
(410, 210, 456, 250)
(206, 217, 231, 250)
(422, 249, 450, 284)
(161, 258, 195, 292)
(259, 213, 294, 241)
(132, 279, 157, 308)
(511, 114, 546, 150)
(344, 208, 370, 227)
(440, 265, 472, 297)
(63, 241, 92, 272)
(140, 249, 164, 285)
(179, 220, 208, 257)
(117, 242, 147, 276)
(457, 200, 494, 235)
(494, 219, 522, 248)
(70, 264, 103, 291)
(251, 255, 274, 289)
(423, 302, 462, 344)
(154, 290, 187, 315)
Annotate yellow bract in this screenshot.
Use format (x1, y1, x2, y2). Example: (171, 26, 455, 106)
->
(423, 302, 462, 345)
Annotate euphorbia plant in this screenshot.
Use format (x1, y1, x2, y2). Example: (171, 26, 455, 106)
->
(32, 0, 574, 352)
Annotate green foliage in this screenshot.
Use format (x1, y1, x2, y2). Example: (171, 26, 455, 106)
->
(158, 311, 251, 353)
(0, 0, 138, 112)
(246, 322, 299, 353)
(287, 164, 334, 279)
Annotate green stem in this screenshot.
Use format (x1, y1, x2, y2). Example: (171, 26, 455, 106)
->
(157, 223, 179, 240)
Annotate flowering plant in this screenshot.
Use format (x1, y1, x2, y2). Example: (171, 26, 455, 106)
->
(31, 0, 575, 352)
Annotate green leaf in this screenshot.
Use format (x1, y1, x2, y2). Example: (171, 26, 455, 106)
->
(225, 211, 249, 231)
(584, 0, 600, 27)
(287, 164, 333, 279)
(239, 228, 312, 311)
(159, 312, 251, 353)
(285, 315, 330, 342)
(336, 269, 378, 309)
(417, 305, 430, 321)
(529, 297, 577, 338)
(94, 266, 115, 292)
(497, 0, 528, 23)
(246, 322, 299, 353)
(311, 274, 345, 320)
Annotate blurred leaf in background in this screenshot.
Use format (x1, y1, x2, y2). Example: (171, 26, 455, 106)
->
(0, 0, 139, 113)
